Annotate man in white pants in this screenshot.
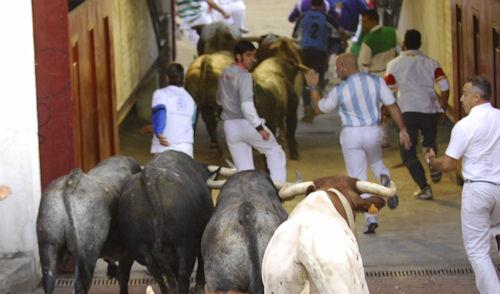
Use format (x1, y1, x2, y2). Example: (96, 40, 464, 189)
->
(305, 53, 411, 233)
(151, 63, 197, 158)
(212, 0, 247, 31)
(217, 40, 287, 183)
(425, 76, 500, 294)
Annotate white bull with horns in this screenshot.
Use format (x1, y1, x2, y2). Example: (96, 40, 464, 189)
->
(261, 175, 397, 294)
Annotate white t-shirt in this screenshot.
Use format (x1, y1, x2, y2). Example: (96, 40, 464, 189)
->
(385, 50, 449, 114)
(445, 103, 500, 183)
(150, 86, 197, 154)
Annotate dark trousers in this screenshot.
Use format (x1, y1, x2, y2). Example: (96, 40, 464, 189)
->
(301, 48, 328, 107)
(399, 112, 438, 189)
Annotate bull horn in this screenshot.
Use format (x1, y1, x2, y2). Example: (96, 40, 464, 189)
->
(273, 181, 289, 190)
(355, 180, 397, 198)
(278, 181, 314, 200)
(207, 165, 238, 177)
(207, 178, 227, 189)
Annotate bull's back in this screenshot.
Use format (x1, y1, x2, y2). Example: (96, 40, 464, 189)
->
(185, 51, 233, 106)
(37, 176, 71, 244)
(262, 218, 306, 294)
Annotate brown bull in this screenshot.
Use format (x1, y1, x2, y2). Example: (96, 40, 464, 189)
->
(185, 35, 307, 160)
(185, 51, 233, 156)
(253, 36, 307, 160)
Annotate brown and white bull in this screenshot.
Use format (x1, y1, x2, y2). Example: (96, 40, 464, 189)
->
(262, 176, 397, 294)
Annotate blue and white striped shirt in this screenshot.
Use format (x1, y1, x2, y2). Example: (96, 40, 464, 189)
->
(318, 72, 396, 127)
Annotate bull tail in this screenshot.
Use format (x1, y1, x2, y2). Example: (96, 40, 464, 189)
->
(62, 168, 94, 292)
(141, 166, 164, 254)
(238, 201, 264, 294)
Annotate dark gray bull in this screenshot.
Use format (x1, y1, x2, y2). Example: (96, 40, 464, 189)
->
(202, 170, 288, 294)
(117, 150, 217, 294)
(36, 156, 142, 294)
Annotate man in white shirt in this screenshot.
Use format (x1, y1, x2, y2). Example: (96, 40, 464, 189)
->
(217, 40, 287, 183)
(305, 53, 411, 234)
(151, 63, 197, 157)
(385, 29, 450, 200)
(425, 76, 500, 294)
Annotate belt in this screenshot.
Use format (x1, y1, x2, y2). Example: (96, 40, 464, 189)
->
(464, 179, 500, 186)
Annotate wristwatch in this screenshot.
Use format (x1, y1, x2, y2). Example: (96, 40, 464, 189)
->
(426, 156, 432, 166)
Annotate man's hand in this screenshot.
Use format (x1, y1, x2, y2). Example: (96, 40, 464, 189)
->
(398, 129, 412, 150)
(259, 129, 270, 141)
(158, 135, 170, 146)
(424, 148, 436, 165)
(305, 70, 319, 87)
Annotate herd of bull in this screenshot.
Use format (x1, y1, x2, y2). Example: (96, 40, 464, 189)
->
(185, 22, 308, 160)
(36, 23, 399, 294)
(37, 150, 398, 294)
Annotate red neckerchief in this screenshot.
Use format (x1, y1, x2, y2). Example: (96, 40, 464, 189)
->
(234, 62, 247, 70)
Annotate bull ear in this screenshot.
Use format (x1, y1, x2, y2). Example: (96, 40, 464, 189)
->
(305, 185, 316, 195)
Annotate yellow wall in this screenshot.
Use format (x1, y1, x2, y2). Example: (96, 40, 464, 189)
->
(112, 0, 158, 111)
(397, 0, 455, 108)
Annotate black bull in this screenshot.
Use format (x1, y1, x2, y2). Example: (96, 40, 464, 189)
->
(37, 156, 142, 294)
(117, 150, 215, 294)
(202, 170, 288, 293)
(185, 36, 306, 160)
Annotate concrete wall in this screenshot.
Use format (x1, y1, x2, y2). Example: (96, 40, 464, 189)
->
(397, 0, 455, 108)
(112, 0, 159, 112)
(0, 0, 42, 291)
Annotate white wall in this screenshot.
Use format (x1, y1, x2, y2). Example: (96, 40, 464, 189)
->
(397, 0, 454, 108)
(0, 0, 42, 290)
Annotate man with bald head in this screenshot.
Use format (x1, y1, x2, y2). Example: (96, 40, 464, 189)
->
(305, 53, 411, 234)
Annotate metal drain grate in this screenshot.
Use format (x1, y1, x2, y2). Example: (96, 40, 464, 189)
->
(56, 277, 157, 287)
(55, 265, 500, 287)
(366, 264, 500, 278)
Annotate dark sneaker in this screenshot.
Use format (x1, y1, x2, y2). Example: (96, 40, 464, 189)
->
(380, 174, 398, 209)
(414, 186, 433, 200)
(363, 222, 378, 234)
(430, 166, 442, 183)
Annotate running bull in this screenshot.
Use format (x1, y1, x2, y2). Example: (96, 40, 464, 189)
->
(116, 150, 235, 294)
(185, 35, 307, 160)
(36, 156, 142, 294)
(253, 35, 308, 160)
(262, 175, 398, 293)
(202, 170, 288, 293)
